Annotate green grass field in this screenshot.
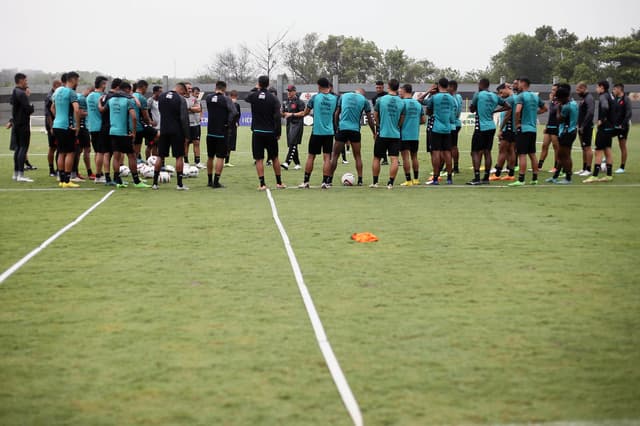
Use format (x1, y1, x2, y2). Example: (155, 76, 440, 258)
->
(1, 125, 639, 426)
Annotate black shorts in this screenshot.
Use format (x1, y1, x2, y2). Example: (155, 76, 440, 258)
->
(559, 131, 577, 148)
(616, 127, 629, 140)
(516, 131, 537, 154)
(78, 129, 90, 149)
(426, 130, 432, 153)
(47, 129, 57, 148)
(135, 126, 158, 145)
(471, 129, 496, 152)
(308, 134, 333, 155)
(189, 126, 201, 142)
(544, 127, 559, 136)
(158, 133, 185, 158)
(335, 130, 361, 143)
(579, 127, 593, 148)
(430, 132, 452, 152)
(500, 130, 516, 143)
(111, 135, 134, 154)
(53, 128, 76, 154)
(374, 137, 401, 158)
(450, 127, 461, 147)
(207, 135, 228, 159)
(595, 128, 613, 150)
(252, 132, 278, 160)
(401, 140, 419, 154)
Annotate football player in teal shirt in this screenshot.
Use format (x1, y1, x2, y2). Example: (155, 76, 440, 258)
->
(510, 77, 547, 186)
(422, 78, 456, 185)
(300, 77, 338, 188)
(490, 83, 518, 182)
(74, 86, 93, 181)
(86, 76, 107, 182)
(133, 80, 158, 161)
(468, 78, 509, 185)
(547, 85, 578, 184)
(399, 84, 425, 186)
(331, 88, 375, 186)
(51, 71, 81, 188)
(372, 79, 406, 189)
(448, 80, 463, 173)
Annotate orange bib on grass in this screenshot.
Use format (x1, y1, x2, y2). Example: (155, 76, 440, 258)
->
(351, 232, 379, 243)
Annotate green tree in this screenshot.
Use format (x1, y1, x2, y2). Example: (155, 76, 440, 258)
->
(315, 35, 382, 83)
(283, 33, 321, 83)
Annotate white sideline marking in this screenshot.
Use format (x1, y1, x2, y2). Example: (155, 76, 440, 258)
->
(0, 188, 97, 192)
(265, 188, 363, 426)
(0, 190, 115, 285)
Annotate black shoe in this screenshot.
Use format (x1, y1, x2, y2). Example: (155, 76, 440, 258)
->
(453, 168, 460, 174)
(266, 160, 272, 167)
(207, 182, 213, 187)
(25, 164, 37, 170)
(481, 179, 490, 185)
(281, 162, 289, 170)
(466, 180, 481, 186)
(381, 160, 389, 165)
(212, 182, 225, 189)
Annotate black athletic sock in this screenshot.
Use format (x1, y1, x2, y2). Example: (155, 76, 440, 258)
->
(508, 168, 515, 177)
(586, 164, 591, 172)
(259, 176, 265, 186)
(49, 164, 55, 174)
(474, 170, 480, 182)
(554, 160, 560, 170)
(405, 173, 411, 181)
(304, 172, 311, 183)
(357, 176, 363, 185)
(177, 172, 183, 187)
(447, 172, 453, 181)
(495, 166, 502, 177)
(114, 171, 121, 185)
(214, 173, 220, 185)
(87, 168, 93, 176)
(208, 174, 213, 185)
(387, 177, 395, 186)
(532, 173, 538, 182)
(607, 164, 612, 176)
(328, 175, 333, 184)
(538, 160, 544, 169)
(153, 171, 159, 185)
(413, 170, 419, 180)
(276, 175, 282, 185)
(373, 175, 379, 185)
(566, 171, 572, 182)
(453, 161, 459, 172)
(59, 171, 65, 183)
(553, 168, 561, 179)
(518, 173, 525, 182)
(225, 155, 230, 164)
(25, 160, 32, 168)
(105, 172, 111, 182)
(322, 175, 329, 184)
(483, 172, 490, 181)
(195, 156, 201, 164)
(132, 172, 141, 184)
(582, 162, 587, 171)
(184, 156, 189, 164)
(620, 163, 625, 170)
(593, 165, 600, 177)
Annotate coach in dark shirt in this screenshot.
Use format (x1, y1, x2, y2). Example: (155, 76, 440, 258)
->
(245, 75, 285, 190)
(10, 73, 35, 182)
(371, 80, 388, 165)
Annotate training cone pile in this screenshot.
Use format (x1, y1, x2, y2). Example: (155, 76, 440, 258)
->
(351, 232, 379, 243)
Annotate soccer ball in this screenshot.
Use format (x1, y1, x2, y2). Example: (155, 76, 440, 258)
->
(158, 171, 171, 183)
(147, 155, 158, 167)
(164, 165, 176, 175)
(342, 172, 355, 186)
(140, 165, 155, 178)
(119, 165, 130, 177)
(186, 165, 199, 178)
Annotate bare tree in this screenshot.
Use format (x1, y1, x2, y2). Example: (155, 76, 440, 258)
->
(246, 29, 290, 79)
(208, 46, 254, 83)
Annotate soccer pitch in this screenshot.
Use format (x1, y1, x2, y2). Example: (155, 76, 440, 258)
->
(1, 126, 639, 425)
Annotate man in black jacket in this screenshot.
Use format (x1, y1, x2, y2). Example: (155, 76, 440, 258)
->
(10, 73, 35, 182)
(612, 83, 633, 174)
(575, 82, 595, 176)
(245, 75, 285, 190)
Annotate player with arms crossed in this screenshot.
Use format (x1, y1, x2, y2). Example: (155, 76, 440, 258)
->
(372, 79, 406, 189)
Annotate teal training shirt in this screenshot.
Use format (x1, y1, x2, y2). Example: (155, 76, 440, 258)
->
(424, 92, 456, 134)
(133, 93, 148, 131)
(52, 87, 78, 130)
(516, 91, 545, 133)
(453, 93, 463, 128)
(471, 90, 505, 131)
(560, 100, 578, 135)
(76, 93, 88, 129)
(338, 92, 370, 132)
(308, 92, 338, 136)
(108, 96, 134, 136)
(86, 91, 102, 132)
(375, 94, 405, 139)
(400, 98, 424, 141)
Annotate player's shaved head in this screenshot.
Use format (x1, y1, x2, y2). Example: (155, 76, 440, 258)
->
(479, 78, 490, 90)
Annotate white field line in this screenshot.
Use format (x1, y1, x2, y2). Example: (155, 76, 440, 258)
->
(0, 188, 97, 192)
(0, 190, 115, 284)
(265, 188, 363, 426)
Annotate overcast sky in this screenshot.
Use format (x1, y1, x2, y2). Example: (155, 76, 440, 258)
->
(2, 0, 638, 79)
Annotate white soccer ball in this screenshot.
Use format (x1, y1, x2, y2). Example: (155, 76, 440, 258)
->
(119, 165, 130, 177)
(187, 165, 199, 178)
(159, 171, 171, 183)
(147, 155, 158, 167)
(136, 162, 145, 172)
(342, 172, 355, 186)
(140, 165, 155, 178)
(164, 165, 176, 175)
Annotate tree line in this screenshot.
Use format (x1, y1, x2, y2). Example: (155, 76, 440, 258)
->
(2, 26, 638, 87)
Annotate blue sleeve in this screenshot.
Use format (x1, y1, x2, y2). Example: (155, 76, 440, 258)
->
(515, 94, 522, 105)
(128, 99, 135, 110)
(374, 100, 380, 113)
(69, 91, 78, 104)
(497, 94, 505, 106)
(363, 97, 371, 112)
(425, 97, 433, 110)
(307, 95, 315, 110)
